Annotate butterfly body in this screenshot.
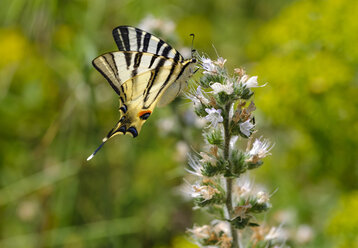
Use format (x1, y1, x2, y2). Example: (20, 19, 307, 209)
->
(88, 26, 196, 160)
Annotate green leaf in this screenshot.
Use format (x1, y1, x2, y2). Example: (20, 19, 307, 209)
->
(205, 129, 223, 147)
(230, 216, 251, 229)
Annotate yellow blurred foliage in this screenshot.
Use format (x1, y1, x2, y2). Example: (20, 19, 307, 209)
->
(53, 25, 75, 51)
(248, 0, 358, 181)
(326, 191, 358, 247)
(0, 29, 28, 68)
(172, 235, 198, 248)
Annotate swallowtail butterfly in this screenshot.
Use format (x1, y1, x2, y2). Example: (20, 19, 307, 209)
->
(87, 26, 197, 160)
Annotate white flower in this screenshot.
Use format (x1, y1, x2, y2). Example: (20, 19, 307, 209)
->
(239, 119, 254, 137)
(235, 177, 253, 198)
(256, 191, 270, 204)
(175, 141, 189, 162)
(210, 81, 234, 95)
(196, 86, 210, 105)
(205, 108, 223, 128)
(199, 152, 216, 165)
(215, 231, 232, 248)
(187, 154, 204, 177)
(186, 86, 209, 108)
(234, 68, 245, 77)
(189, 222, 232, 247)
(138, 15, 175, 35)
(245, 76, 259, 88)
(241, 75, 267, 88)
(239, 75, 248, 84)
(234, 203, 252, 219)
(265, 226, 287, 241)
(202, 57, 218, 75)
(296, 225, 314, 244)
(274, 209, 296, 224)
(214, 57, 227, 67)
(188, 225, 211, 239)
(187, 94, 200, 107)
(156, 117, 175, 135)
(213, 223, 232, 248)
(189, 221, 232, 246)
(230, 136, 239, 150)
(212, 220, 231, 234)
(229, 103, 234, 119)
(246, 137, 273, 163)
(191, 183, 220, 200)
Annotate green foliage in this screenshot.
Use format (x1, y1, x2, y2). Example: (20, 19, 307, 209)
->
(0, 0, 355, 247)
(204, 129, 223, 147)
(228, 149, 247, 176)
(194, 102, 209, 117)
(249, 201, 270, 213)
(194, 195, 225, 208)
(247, 160, 263, 170)
(236, 86, 254, 101)
(231, 216, 251, 229)
(199, 73, 225, 88)
(246, 0, 358, 246)
(202, 160, 226, 177)
(194, 180, 225, 207)
(248, 0, 358, 188)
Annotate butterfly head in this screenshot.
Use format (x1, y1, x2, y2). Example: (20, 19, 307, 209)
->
(180, 57, 198, 82)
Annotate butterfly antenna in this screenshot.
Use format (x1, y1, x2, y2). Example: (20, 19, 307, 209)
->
(190, 33, 196, 57)
(87, 138, 108, 161)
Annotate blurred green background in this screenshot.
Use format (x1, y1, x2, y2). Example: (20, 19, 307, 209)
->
(0, 0, 357, 247)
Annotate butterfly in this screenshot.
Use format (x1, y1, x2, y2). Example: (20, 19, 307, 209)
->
(87, 26, 197, 160)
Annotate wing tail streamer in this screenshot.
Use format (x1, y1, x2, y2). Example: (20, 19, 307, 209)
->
(87, 119, 126, 161)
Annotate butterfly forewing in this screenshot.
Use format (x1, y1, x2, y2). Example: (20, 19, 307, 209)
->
(112, 26, 184, 62)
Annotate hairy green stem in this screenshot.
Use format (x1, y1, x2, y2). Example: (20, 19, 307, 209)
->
(223, 103, 239, 248)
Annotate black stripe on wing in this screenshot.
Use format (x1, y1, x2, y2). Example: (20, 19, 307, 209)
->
(124, 52, 132, 68)
(143, 62, 179, 109)
(143, 32, 151, 52)
(132, 53, 143, 77)
(143, 58, 167, 102)
(92, 57, 121, 96)
(155, 40, 164, 54)
(121, 27, 130, 50)
(112, 26, 184, 62)
(143, 59, 194, 109)
(144, 63, 177, 107)
(135, 29, 142, 50)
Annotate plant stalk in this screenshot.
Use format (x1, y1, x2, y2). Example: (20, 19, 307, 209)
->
(223, 103, 239, 248)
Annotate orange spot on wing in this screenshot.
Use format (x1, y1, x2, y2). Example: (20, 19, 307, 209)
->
(138, 110, 152, 117)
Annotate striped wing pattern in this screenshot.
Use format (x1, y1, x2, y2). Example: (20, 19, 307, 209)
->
(87, 26, 195, 160)
(112, 26, 184, 62)
(92, 51, 181, 108)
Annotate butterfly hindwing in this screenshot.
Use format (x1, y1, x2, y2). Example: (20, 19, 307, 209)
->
(93, 51, 179, 103)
